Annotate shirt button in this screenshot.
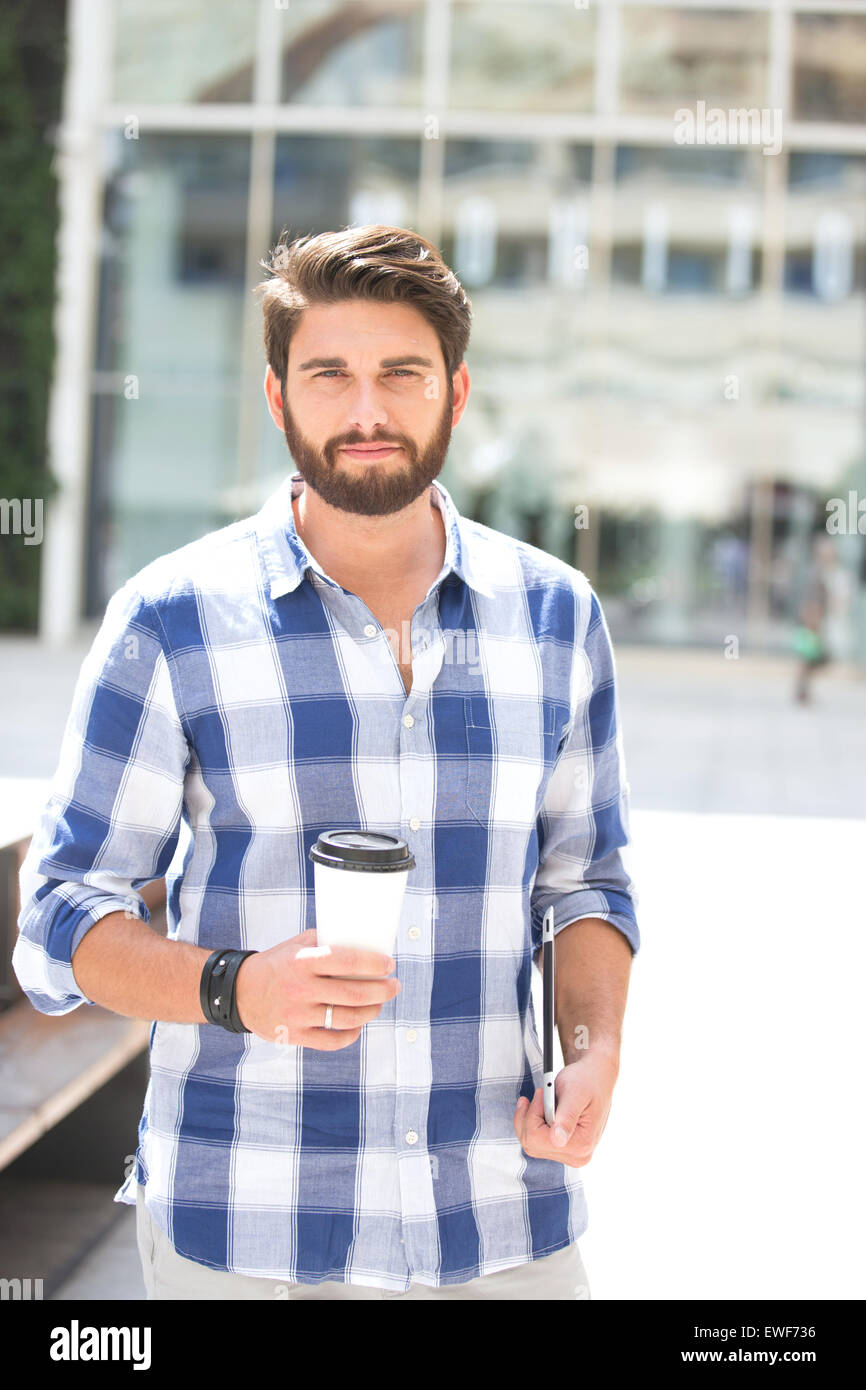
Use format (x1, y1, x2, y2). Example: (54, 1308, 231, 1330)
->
(406, 1029, 417, 1042)
(405, 1131, 418, 1145)
(409, 816, 420, 831)
(402, 714, 414, 728)
(363, 623, 376, 637)
(408, 927, 421, 941)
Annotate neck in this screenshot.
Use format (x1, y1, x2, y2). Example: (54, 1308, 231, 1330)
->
(292, 480, 447, 596)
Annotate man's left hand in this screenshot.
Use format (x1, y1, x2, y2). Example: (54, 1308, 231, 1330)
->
(513, 1052, 618, 1169)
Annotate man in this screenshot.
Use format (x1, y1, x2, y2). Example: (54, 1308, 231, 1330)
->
(14, 224, 639, 1301)
(793, 534, 834, 705)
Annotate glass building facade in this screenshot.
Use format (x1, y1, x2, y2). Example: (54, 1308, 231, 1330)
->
(58, 0, 866, 660)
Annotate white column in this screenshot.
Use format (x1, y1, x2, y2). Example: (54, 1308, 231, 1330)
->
(233, 0, 281, 512)
(417, 0, 450, 244)
(39, 0, 114, 644)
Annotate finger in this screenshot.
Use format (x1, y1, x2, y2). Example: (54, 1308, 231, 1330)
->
(552, 1079, 594, 1147)
(300, 944, 396, 977)
(515, 1083, 598, 1165)
(514, 1089, 536, 1140)
(309, 1001, 384, 1030)
(552, 1104, 592, 1147)
(514, 1094, 531, 1139)
(534, 1086, 575, 1150)
(520, 1087, 548, 1143)
(551, 1102, 578, 1147)
(527, 1086, 547, 1127)
(304, 1026, 364, 1051)
(310, 974, 400, 1008)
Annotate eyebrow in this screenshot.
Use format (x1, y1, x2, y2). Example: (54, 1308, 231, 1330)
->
(297, 355, 436, 371)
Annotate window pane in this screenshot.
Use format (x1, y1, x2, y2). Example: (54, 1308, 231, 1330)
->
(431, 138, 595, 550)
(449, 0, 595, 112)
(441, 139, 592, 290)
(271, 133, 420, 240)
(792, 14, 866, 125)
(615, 144, 759, 189)
(782, 151, 866, 402)
(277, 0, 424, 107)
(111, 0, 256, 103)
(87, 133, 251, 613)
(612, 144, 763, 296)
(619, 6, 769, 116)
(784, 153, 866, 301)
(596, 139, 770, 644)
(777, 152, 866, 637)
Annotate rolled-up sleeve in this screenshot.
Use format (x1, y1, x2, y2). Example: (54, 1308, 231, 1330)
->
(13, 581, 189, 1014)
(530, 581, 639, 957)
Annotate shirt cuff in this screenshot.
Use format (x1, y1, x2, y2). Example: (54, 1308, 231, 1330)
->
(531, 888, 639, 957)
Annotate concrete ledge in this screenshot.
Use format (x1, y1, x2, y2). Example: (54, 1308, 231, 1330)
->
(0, 1002, 150, 1172)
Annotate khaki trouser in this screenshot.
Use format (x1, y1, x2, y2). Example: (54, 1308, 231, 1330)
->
(135, 1182, 590, 1301)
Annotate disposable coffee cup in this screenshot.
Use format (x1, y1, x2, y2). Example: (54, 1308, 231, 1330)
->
(309, 831, 415, 979)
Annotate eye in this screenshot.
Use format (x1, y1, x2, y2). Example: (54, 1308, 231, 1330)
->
(311, 369, 418, 379)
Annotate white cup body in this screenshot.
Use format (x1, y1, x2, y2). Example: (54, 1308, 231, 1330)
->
(313, 860, 410, 976)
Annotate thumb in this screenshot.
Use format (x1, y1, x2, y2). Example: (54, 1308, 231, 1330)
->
(551, 1090, 587, 1147)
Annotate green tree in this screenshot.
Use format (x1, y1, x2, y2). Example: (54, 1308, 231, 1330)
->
(0, 0, 65, 629)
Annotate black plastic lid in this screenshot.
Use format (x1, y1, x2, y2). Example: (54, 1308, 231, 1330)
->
(309, 830, 415, 873)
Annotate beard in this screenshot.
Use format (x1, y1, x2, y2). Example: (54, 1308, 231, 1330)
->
(280, 385, 454, 517)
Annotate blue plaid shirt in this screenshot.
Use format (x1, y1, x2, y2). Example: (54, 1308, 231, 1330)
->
(14, 471, 639, 1290)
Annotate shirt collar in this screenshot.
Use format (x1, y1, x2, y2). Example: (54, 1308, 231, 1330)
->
(253, 471, 495, 602)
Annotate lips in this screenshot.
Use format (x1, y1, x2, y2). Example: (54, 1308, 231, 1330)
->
(340, 445, 402, 458)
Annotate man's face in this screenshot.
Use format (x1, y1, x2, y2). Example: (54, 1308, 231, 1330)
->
(264, 299, 468, 517)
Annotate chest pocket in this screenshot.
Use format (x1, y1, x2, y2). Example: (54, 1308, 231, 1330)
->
(464, 696, 560, 827)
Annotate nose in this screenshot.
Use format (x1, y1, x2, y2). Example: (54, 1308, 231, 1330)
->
(343, 377, 392, 438)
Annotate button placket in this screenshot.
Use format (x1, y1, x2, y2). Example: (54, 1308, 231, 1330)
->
(394, 597, 441, 1261)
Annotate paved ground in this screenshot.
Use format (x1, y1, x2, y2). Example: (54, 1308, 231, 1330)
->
(52, 1202, 145, 1301)
(615, 645, 866, 820)
(0, 633, 863, 1299)
(0, 1178, 144, 1300)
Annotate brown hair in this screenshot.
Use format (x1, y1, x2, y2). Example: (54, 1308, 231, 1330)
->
(253, 224, 472, 396)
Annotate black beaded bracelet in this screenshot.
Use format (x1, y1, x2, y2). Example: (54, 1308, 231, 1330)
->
(200, 948, 257, 1034)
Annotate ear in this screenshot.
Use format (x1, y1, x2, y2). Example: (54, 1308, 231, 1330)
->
(263, 365, 284, 429)
(450, 362, 470, 427)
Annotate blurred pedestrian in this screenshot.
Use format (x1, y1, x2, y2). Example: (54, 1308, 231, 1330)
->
(792, 535, 834, 704)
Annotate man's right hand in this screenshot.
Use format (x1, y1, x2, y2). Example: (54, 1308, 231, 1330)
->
(234, 930, 401, 1050)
